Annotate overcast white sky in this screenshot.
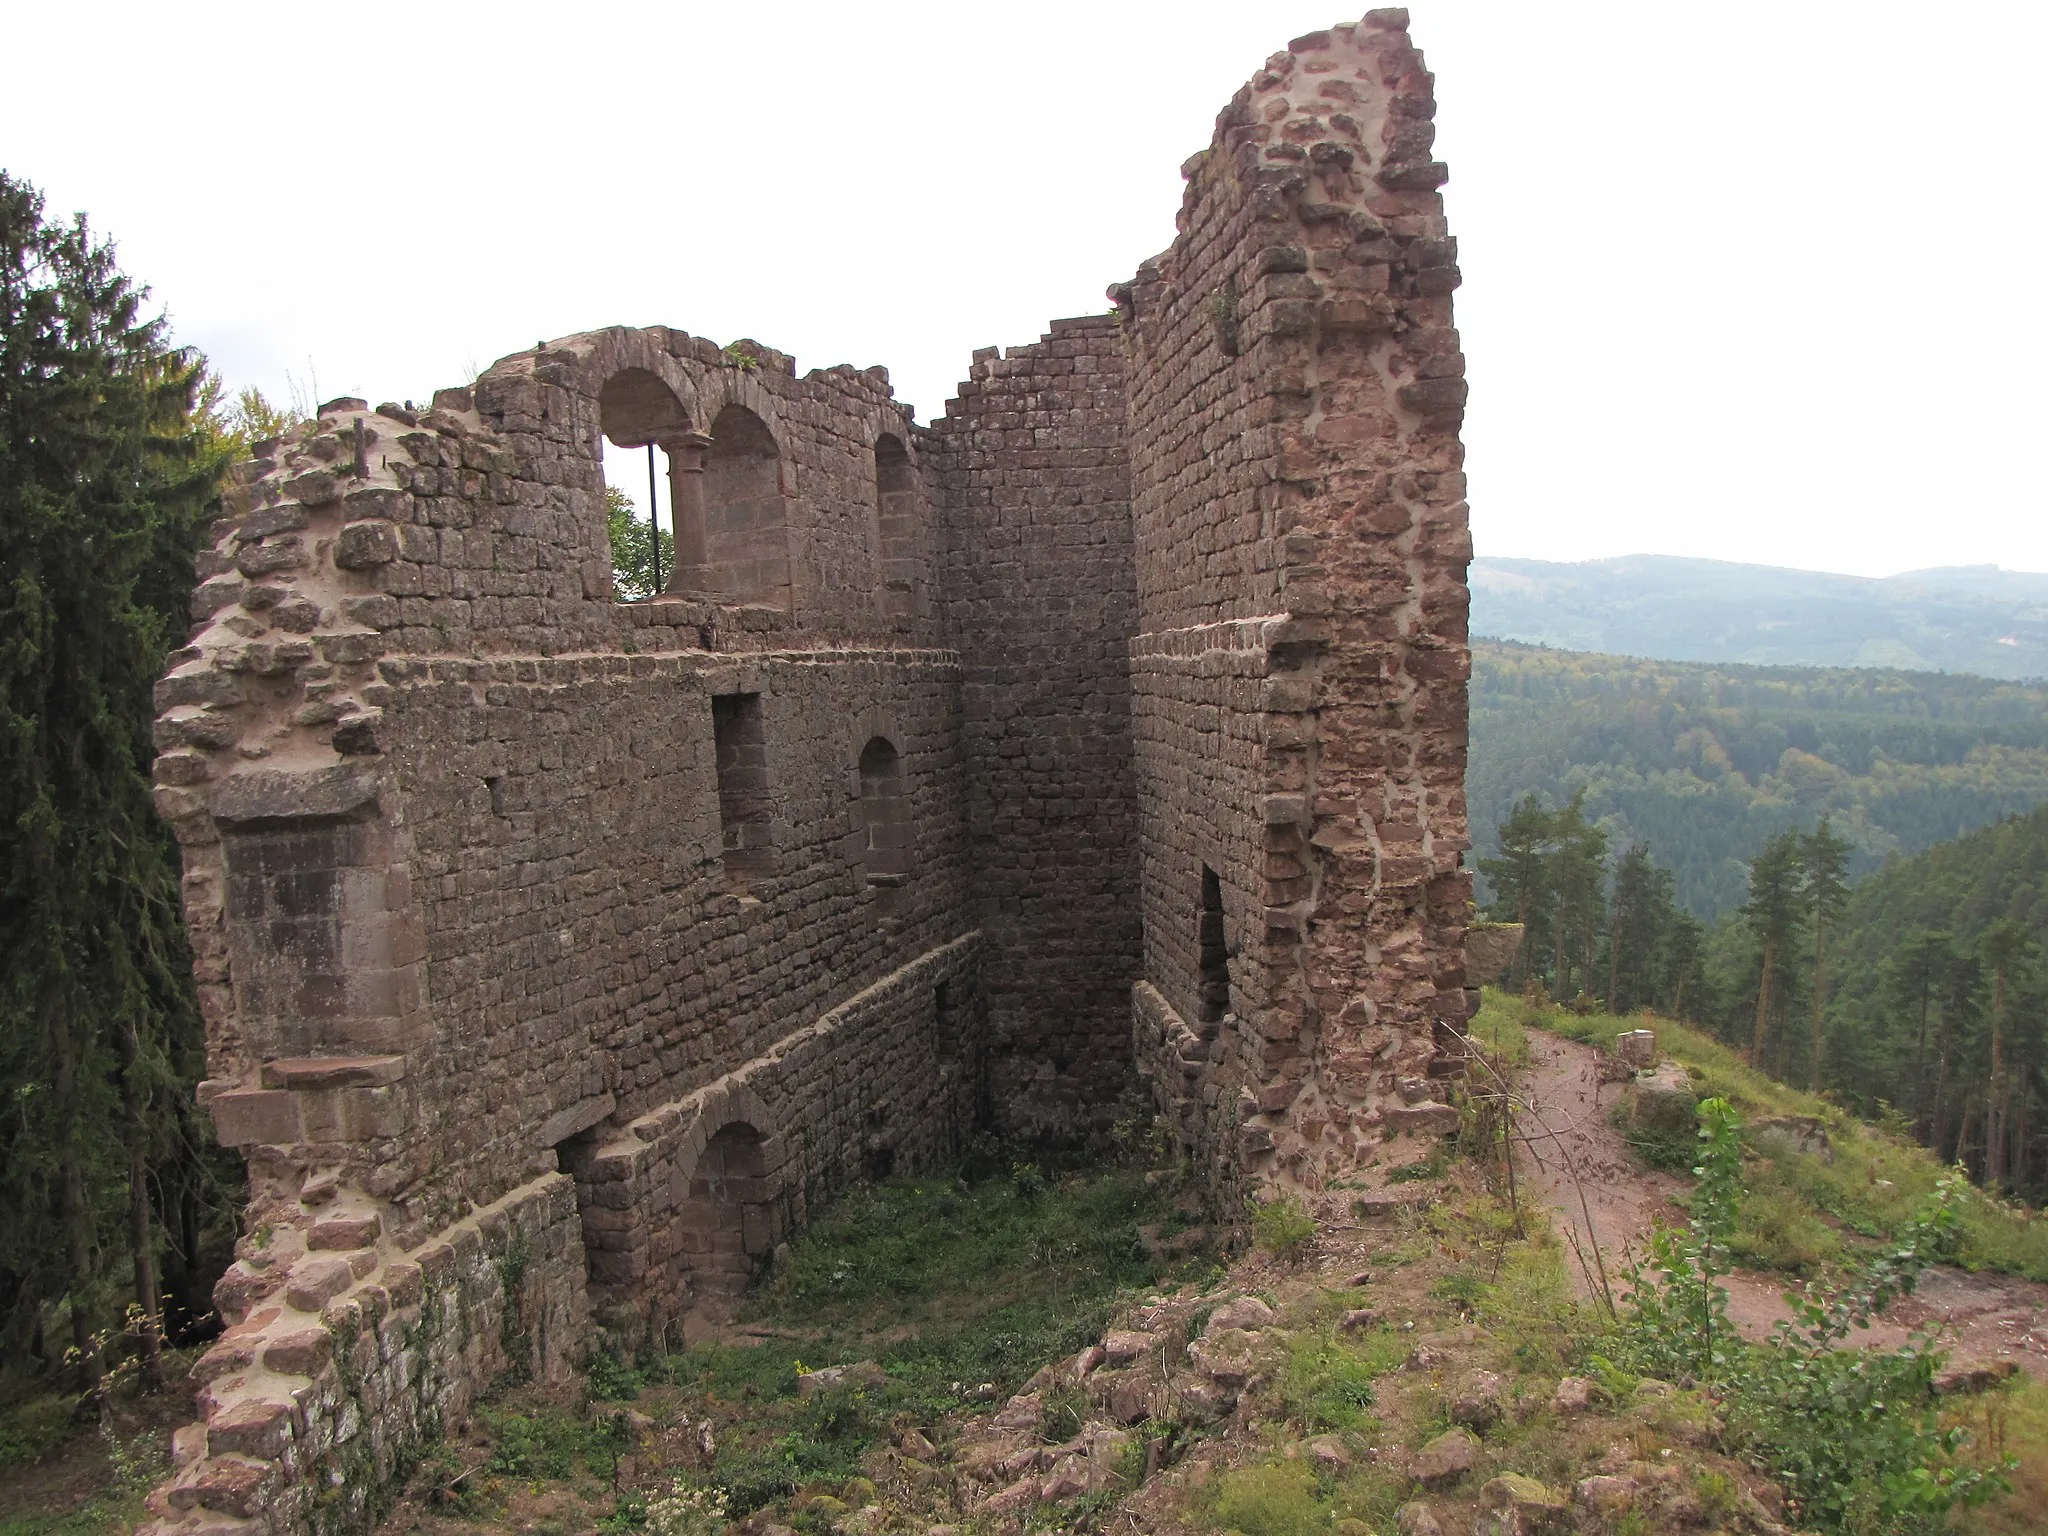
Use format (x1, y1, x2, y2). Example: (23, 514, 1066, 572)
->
(7, 2, 2043, 577)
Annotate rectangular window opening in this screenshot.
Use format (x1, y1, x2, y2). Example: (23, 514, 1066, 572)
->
(713, 692, 776, 889)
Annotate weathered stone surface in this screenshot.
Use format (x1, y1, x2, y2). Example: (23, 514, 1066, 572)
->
(1394, 1502, 1442, 1536)
(1481, 1472, 1568, 1533)
(1574, 1475, 1638, 1513)
(797, 1361, 887, 1397)
(1452, 1369, 1505, 1431)
(1412, 1426, 1479, 1486)
(1550, 1375, 1593, 1413)
(1614, 1029, 1656, 1066)
(1205, 1295, 1276, 1333)
(1465, 924, 1523, 986)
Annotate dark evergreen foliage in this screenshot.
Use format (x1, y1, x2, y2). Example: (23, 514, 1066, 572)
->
(0, 171, 233, 1383)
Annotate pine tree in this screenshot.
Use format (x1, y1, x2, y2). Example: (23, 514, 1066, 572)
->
(1982, 919, 2031, 1188)
(1605, 842, 1675, 1014)
(0, 172, 226, 1382)
(1801, 816, 1852, 1090)
(1741, 831, 1807, 1071)
(1547, 790, 1608, 1004)
(1479, 794, 1552, 989)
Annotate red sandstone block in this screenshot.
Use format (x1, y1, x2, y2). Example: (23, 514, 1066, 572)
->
(262, 1327, 333, 1376)
(208, 1089, 300, 1147)
(260, 1056, 405, 1090)
(190, 1339, 255, 1385)
(308, 1214, 381, 1250)
(283, 1256, 353, 1312)
(207, 1398, 293, 1460)
(192, 1455, 273, 1518)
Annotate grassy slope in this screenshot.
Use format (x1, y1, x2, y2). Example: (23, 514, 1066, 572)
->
(1479, 989, 2048, 1284)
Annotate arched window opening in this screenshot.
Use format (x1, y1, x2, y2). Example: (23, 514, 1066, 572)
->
(1198, 865, 1231, 1035)
(858, 736, 911, 886)
(679, 1122, 778, 1311)
(597, 369, 689, 601)
(702, 405, 791, 610)
(873, 434, 924, 630)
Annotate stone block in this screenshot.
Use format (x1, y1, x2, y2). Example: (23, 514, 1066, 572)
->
(208, 1090, 300, 1147)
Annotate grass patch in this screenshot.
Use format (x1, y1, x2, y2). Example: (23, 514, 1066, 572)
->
(659, 1158, 1212, 1513)
(1956, 1377, 2048, 1535)
(1274, 1323, 1397, 1434)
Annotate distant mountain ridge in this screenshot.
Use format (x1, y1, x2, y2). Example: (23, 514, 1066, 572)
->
(1472, 554, 2048, 681)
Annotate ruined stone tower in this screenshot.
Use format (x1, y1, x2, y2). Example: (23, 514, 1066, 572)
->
(143, 11, 1470, 1531)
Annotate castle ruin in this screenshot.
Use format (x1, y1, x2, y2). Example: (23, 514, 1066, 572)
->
(143, 11, 1472, 1530)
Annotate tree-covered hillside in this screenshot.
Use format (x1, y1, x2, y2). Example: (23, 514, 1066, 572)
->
(1469, 640, 2048, 918)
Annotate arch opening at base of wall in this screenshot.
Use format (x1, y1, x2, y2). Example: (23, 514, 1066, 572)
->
(701, 404, 792, 610)
(679, 1121, 780, 1314)
(554, 1124, 606, 1291)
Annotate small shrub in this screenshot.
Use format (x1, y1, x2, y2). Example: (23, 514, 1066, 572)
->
(1614, 1096, 2014, 1533)
(1252, 1194, 1317, 1258)
(588, 1339, 646, 1401)
(1040, 1379, 1089, 1443)
(644, 1479, 728, 1536)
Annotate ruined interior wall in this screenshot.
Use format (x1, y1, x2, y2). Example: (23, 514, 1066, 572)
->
(146, 331, 985, 1536)
(925, 318, 1143, 1134)
(1123, 9, 1473, 1190)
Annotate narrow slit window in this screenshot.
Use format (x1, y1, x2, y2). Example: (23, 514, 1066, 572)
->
(713, 693, 775, 888)
(1198, 865, 1230, 1029)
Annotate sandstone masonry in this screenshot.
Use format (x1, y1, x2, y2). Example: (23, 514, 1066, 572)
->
(143, 12, 1470, 1533)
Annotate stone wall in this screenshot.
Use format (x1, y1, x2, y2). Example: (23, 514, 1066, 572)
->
(1122, 9, 1473, 1191)
(143, 13, 1471, 1533)
(146, 331, 991, 1536)
(926, 318, 1143, 1134)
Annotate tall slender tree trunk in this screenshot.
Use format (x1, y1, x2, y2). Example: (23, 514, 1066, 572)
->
(117, 1018, 163, 1386)
(1810, 919, 1827, 1091)
(1751, 937, 1775, 1063)
(1606, 894, 1623, 1013)
(1911, 989, 1932, 1136)
(1987, 969, 2007, 1188)
(1955, 1090, 1980, 1179)
(1931, 1028, 1953, 1161)
(48, 998, 98, 1387)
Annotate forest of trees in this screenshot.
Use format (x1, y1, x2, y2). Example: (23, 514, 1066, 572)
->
(0, 175, 285, 1390)
(1470, 639, 2048, 918)
(1482, 784, 2048, 1201)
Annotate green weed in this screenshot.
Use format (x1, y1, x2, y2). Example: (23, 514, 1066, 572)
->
(1252, 1195, 1318, 1258)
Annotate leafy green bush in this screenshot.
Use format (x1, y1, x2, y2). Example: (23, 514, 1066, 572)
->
(1611, 1096, 2012, 1533)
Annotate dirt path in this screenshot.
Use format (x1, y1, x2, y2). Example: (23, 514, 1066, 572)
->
(1516, 1028, 2048, 1380)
